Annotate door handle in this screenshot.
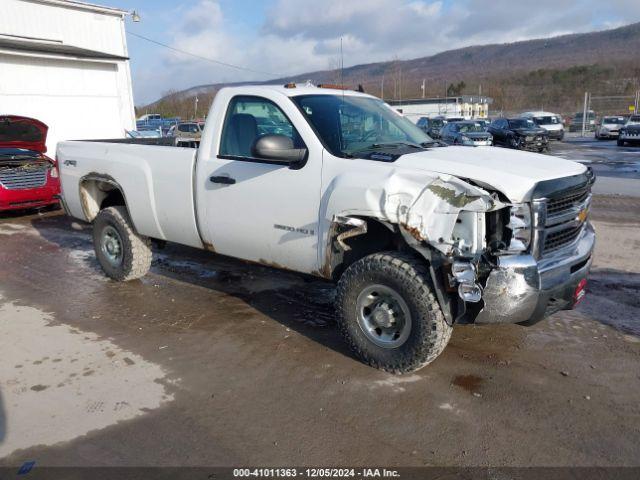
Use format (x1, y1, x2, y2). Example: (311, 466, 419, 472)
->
(210, 175, 236, 185)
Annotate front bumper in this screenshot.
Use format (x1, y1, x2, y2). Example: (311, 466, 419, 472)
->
(475, 222, 595, 324)
(620, 134, 640, 144)
(598, 129, 619, 138)
(0, 183, 60, 211)
(516, 136, 548, 150)
(546, 129, 564, 140)
(463, 139, 492, 146)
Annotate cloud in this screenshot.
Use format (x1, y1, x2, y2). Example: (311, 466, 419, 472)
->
(131, 0, 640, 104)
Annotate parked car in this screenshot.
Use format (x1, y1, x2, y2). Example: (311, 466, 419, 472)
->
(617, 115, 640, 146)
(0, 115, 60, 213)
(168, 122, 203, 148)
(625, 114, 640, 126)
(595, 116, 627, 140)
(168, 122, 202, 137)
(58, 84, 594, 373)
(127, 128, 162, 139)
(136, 114, 182, 132)
(439, 120, 493, 146)
(488, 118, 549, 152)
(416, 117, 446, 139)
(569, 110, 596, 132)
(521, 111, 564, 140)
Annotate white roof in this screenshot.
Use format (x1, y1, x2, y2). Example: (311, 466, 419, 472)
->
(219, 84, 375, 99)
(521, 111, 560, 117)
(35, 0, 128, 16)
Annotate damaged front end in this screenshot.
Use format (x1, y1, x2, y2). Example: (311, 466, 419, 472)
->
(325, 169, 595, 326)
(381, 174, 509, 318)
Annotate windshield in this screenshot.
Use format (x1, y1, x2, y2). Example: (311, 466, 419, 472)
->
(628, 115, 640, 124)
(430, 119, 445, 128)
(509, 119, 536, 129)
(603, 117, 626, 124)
(457, 122, 485, 133)
(178, 124, 200, 133)
(291, 95, 433, 157)
(533, 116, 559, 125)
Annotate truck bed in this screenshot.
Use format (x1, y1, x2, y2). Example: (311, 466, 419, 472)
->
(57, 141, 203, 249)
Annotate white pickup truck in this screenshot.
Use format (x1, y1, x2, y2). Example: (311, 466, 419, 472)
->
(57, 84, 595, 373)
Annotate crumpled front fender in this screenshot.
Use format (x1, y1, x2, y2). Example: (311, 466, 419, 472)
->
(321, 168, 506, 261)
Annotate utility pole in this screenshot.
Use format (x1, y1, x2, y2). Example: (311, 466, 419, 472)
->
(581, 92, 589, 137)
(399, 65, 402, 104)
(421, 79, 425, 99)
(380, 75, 384, 100)
(194, 96, 199, 120)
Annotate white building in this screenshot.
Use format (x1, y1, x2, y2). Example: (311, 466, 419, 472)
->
(0, 0, 135, 154)
(388, 96, 493, 123)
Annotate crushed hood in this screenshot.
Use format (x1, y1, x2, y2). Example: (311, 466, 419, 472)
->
(0, 115, 48, 153)
(394, 146, 586, 202)
(513, 127, 546, 136)
(464, 132, 492, 140)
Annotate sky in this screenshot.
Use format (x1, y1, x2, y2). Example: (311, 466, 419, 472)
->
(105, 0, 640, 105)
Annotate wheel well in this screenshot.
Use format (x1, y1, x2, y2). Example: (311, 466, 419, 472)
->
(79, 177, 127, 222)
(328, 217, 401, 281)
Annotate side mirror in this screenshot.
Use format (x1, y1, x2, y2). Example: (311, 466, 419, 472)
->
(251, 135, 307, 164)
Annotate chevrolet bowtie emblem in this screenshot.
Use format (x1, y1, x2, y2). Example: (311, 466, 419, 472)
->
(577, 209, 588, 223)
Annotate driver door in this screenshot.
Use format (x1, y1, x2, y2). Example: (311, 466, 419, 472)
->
(196, 94, 323, 273)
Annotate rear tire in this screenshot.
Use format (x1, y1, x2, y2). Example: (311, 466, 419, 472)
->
(335, 252, 452, 373)
(93, 206, 152, 281)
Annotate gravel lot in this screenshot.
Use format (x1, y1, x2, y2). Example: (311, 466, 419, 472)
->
(0, 143, 639, 469)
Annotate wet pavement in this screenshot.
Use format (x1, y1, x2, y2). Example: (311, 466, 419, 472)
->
(1, 155, 640, 467)
(552, 135, 640, 196)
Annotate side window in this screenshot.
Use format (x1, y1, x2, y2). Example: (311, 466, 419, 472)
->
(220, 96, 302, 158)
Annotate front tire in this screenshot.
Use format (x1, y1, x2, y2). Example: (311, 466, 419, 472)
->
(335, 252, 452, 373)
(93, 206, 152, 281)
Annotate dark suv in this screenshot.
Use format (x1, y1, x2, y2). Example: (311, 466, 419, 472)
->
(416, 117, 446, 139)
(488, 118, 549, 152)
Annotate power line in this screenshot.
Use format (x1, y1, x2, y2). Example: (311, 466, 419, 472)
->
(127, 31, 276, 77)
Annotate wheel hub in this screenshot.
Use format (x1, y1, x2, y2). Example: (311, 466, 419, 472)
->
(100, 225, 123, 267)
(356, 284, 412, 349)
(370, 302, 396, 328)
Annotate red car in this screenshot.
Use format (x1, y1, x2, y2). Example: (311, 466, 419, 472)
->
(0, 115, 60, 212)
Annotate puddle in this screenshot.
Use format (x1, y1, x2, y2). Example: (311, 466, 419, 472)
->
(452, 374, 483, 394)
(0, 295, 174, 458)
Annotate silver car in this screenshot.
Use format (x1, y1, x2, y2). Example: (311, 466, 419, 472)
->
(595, 116, 627, 140)
(440, 121, 493, 146)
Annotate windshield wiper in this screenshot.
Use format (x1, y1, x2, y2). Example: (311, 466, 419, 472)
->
(421, 140, 447, 148)
(373, 141, 422, 149)
(346, 142, 423, 156)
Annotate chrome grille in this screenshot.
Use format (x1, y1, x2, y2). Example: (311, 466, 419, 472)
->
(0, 167, 48, 190)
(546, 183, 590, 217)
(533, 179, 592, 257)
(544, 224, 583, 253)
